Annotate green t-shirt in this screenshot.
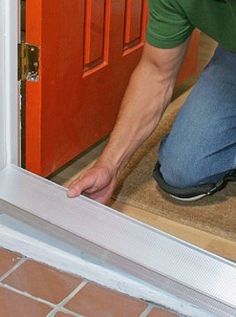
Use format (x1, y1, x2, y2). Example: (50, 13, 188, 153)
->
(147, 0, 236, 52)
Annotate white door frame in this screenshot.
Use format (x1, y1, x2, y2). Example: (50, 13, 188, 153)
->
(0, 0, 19, 169)
(0, 1, 236, 317)
(0, 0, 7, 170)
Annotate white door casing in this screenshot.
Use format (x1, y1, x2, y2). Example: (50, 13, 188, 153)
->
(0, 0, 19, 169)
(0, 0, 7, 170)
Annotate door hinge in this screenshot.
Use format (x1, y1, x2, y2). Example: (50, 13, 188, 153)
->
(18, 42, 39, 82)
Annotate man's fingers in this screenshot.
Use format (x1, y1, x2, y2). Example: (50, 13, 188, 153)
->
(67, 166, 115, 203)
(67, 175, 95, 198)
(89, 185, 114, 204)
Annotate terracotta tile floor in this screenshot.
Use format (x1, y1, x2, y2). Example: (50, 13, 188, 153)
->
(4, 260, 82, 304)
(65, 283, 147, 316)
(0, 248, 180, 317)
(0, 249, 21, 276)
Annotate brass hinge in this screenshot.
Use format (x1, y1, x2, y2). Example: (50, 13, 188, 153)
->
(18, 42, 39, 81)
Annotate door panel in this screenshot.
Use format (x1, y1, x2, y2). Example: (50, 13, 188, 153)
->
(124, 0, 144, 49)
(25, 1, 199, 177)
(84, 0, 109, 71)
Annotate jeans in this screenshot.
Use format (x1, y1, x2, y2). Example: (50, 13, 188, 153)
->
(159, 46, 236, 189)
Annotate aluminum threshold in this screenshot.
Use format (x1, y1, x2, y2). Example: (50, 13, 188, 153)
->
(0, 165, 235, 317)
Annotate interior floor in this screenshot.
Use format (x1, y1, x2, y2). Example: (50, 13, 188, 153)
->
(50, 33, 236, 262)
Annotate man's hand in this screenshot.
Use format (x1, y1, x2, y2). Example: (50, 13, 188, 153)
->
(67, 163, 117, 204)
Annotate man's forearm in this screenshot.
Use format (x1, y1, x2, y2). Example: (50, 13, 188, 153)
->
(97, 58, 176, 175)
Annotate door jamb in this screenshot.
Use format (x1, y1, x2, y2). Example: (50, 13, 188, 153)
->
(0, 0, 20, 169)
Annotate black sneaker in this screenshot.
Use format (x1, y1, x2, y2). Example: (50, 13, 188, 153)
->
(153, 162, 234, 202)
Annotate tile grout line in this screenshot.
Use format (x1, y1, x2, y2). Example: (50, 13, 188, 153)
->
(0, 257, 27, 282)
(138, 304, 155, 317)
(47, 308, 84, 317)
(0, 282, 56, 308)
(46, 280, 88, 317)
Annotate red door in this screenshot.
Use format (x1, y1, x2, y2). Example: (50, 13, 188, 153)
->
(25, 1, 199, 176)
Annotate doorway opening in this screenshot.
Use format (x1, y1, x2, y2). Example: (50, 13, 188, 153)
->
(18, 0, 235, 265)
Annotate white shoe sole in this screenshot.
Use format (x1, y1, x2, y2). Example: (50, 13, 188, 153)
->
(170, 193, 207, 202)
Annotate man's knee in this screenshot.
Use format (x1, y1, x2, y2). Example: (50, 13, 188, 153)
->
(159, 157, 200, 188)
(158, 142, 205, 188)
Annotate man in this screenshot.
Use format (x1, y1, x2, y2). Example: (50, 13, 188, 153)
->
(68, 0, 236, 203)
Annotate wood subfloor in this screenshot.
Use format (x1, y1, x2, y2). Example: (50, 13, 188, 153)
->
(51, 34, 236, 262)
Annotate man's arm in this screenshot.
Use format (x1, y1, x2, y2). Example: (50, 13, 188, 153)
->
(68, 41, 189, 203)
